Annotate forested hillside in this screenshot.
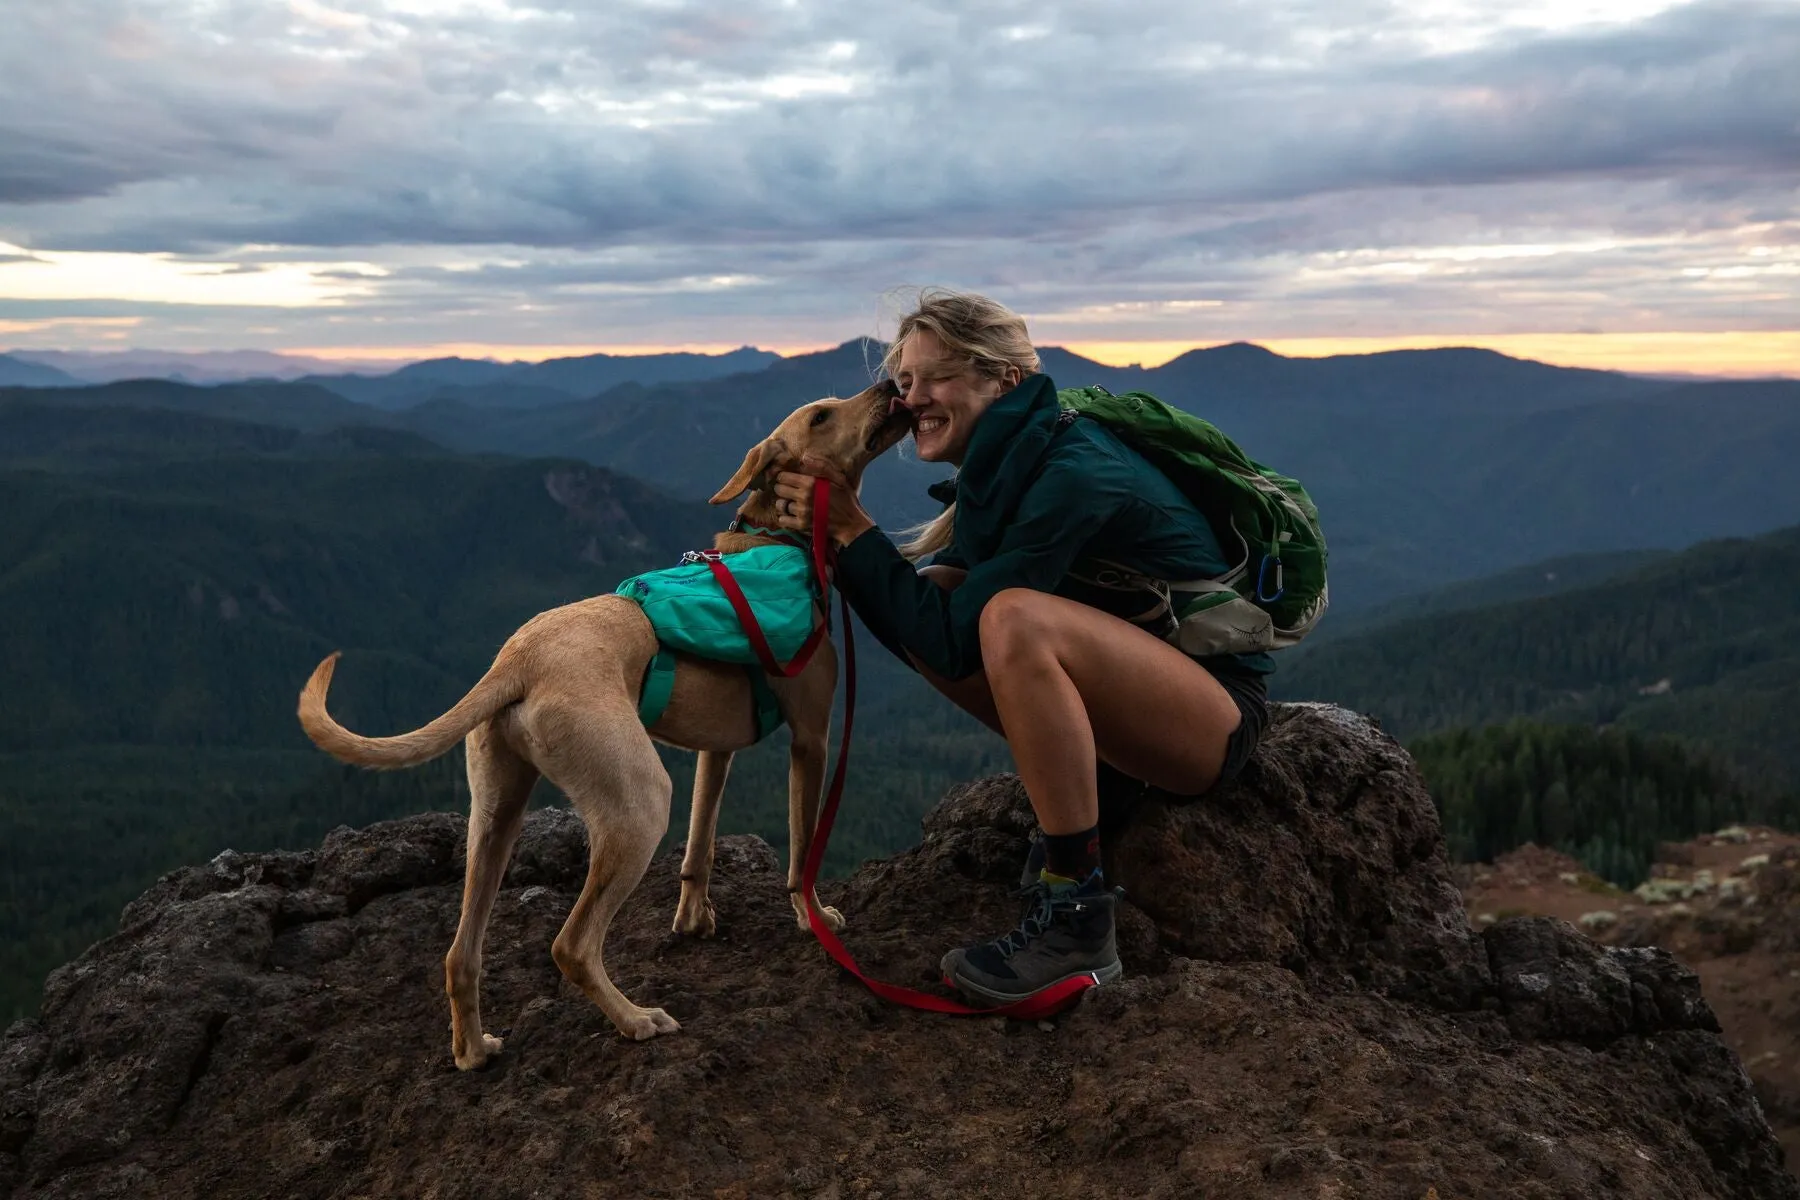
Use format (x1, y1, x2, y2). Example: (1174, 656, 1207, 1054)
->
(1279, 525, 1800, 890)
(1409, 720, 1787, 886)
(1274, 522, 1800, 793)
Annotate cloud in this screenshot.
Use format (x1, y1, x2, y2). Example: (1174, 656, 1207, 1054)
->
(0, 0, 1795, 353)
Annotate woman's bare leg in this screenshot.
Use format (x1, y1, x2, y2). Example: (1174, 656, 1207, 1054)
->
(978, 587, 1240, 834)
(911, 573, 1241, 835)
(914, 582, 1247, 1001)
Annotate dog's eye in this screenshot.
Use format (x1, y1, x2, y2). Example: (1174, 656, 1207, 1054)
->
(809, 410, 831, 427)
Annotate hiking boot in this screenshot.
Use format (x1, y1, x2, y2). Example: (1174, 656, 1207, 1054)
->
(941, 875, 1122, 1006)
(1019, 837, 1047, 888)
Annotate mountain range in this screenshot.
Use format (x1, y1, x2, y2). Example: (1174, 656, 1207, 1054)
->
(8, 341, 1800, 610)
(6, 348, 378, 385)
(5, 344, 783, 393)
(0, 353, 80, 388)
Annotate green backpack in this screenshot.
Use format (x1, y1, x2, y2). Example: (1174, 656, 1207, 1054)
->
(1056, 385, 1329, 657)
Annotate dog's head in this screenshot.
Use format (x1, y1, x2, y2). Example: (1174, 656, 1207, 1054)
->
(708, 379, 910, 506)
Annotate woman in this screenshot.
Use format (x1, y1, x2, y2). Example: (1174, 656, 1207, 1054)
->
(772, 289, 1272, 1006)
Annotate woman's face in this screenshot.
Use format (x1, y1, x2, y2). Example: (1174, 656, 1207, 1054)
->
(893, 330, 1017, 466)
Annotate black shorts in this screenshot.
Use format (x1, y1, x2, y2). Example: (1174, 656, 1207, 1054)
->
(1208, 665, 1271, 794)
(1094, 665, 1269, 835)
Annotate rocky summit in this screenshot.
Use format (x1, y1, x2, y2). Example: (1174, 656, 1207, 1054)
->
(2, 704, 1792, 1199)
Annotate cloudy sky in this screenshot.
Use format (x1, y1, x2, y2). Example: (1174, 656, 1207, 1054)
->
(1, 0, 1796, 373)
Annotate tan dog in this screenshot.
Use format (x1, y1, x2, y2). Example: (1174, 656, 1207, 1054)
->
(297, 381, 907, 1068)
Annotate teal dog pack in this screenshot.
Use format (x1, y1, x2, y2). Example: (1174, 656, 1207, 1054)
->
(614, 542, 825, 741)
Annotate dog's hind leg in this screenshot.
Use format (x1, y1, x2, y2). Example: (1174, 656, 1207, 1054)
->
(446, 720, 537, 1070)
(673, 750, 731, 937)
(551, 717, 681, 1041)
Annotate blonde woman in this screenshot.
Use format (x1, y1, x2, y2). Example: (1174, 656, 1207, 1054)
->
(773, 290, 1271, 1005)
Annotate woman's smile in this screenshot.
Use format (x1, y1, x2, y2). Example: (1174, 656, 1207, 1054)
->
(893, 329, 1013, 466)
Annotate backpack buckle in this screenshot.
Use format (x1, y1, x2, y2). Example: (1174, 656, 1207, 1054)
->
(680, 549, 725, 565)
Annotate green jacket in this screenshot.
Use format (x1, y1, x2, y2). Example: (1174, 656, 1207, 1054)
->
(835, 374, 1276, 682)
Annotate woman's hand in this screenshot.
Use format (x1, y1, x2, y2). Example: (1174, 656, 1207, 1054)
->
(772, 458, 876, 548)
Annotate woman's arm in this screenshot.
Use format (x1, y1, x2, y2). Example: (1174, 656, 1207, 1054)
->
(831, 457, 1122, 681)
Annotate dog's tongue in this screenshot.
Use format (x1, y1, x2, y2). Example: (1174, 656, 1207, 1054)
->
(887, 393, 903, 417)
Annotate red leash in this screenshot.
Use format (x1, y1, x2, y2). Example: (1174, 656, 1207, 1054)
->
(705, 479, 1095, 1020)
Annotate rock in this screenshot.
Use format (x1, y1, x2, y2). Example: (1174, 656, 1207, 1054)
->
(310, 812, 466, 909)
(916, 703, 1492, 1010)
(0, 703, 1791, 1200)
(503, 805, 588, 887)
(1483, 916, 1718, 1042)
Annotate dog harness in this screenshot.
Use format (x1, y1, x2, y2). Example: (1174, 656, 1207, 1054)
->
(613, 535, 827, 741)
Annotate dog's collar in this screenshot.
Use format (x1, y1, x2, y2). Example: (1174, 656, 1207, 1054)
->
(726, 514, 809, 549)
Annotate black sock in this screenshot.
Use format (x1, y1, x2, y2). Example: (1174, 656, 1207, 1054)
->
(1042, 826, 1102, 882)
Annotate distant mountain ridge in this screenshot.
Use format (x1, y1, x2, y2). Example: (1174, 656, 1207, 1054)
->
(10, 340, 1795, 612)
(301, 344, 782, 409)
(0, 353, 80, 388)
(9, 348, 381, 384)
(4, 345, 785, 399)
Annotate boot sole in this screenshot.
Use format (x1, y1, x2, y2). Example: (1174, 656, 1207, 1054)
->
(943, 958, 1124, 1008)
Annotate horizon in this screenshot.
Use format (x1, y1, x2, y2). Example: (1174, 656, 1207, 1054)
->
(3, 1, 1796, 378)
(7, 331, 1797, 380)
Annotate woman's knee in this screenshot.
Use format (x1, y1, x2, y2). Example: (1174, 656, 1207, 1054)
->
(978, 588, 1058, 670)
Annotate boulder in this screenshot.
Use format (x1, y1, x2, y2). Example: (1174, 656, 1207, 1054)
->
(908, 702, 1493, 1009)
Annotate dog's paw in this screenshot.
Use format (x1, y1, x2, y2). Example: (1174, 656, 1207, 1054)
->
(617, 1007, 681, 1041)
(794, 902, 846, 932)
(671, 897, 717, 938)
(453, 1032, 505, 1071)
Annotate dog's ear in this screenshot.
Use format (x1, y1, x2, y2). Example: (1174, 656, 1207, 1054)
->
(709, 437, 790, 505)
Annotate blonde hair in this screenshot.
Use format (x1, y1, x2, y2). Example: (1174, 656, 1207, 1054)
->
(885, 289, 1041, 560)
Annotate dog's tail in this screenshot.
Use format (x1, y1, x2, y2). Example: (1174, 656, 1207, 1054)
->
(297, 651, 523, 770)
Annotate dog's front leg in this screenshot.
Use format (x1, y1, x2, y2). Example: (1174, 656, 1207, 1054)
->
(785, 731, 845, 931)
(673, 750, 731, 936)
